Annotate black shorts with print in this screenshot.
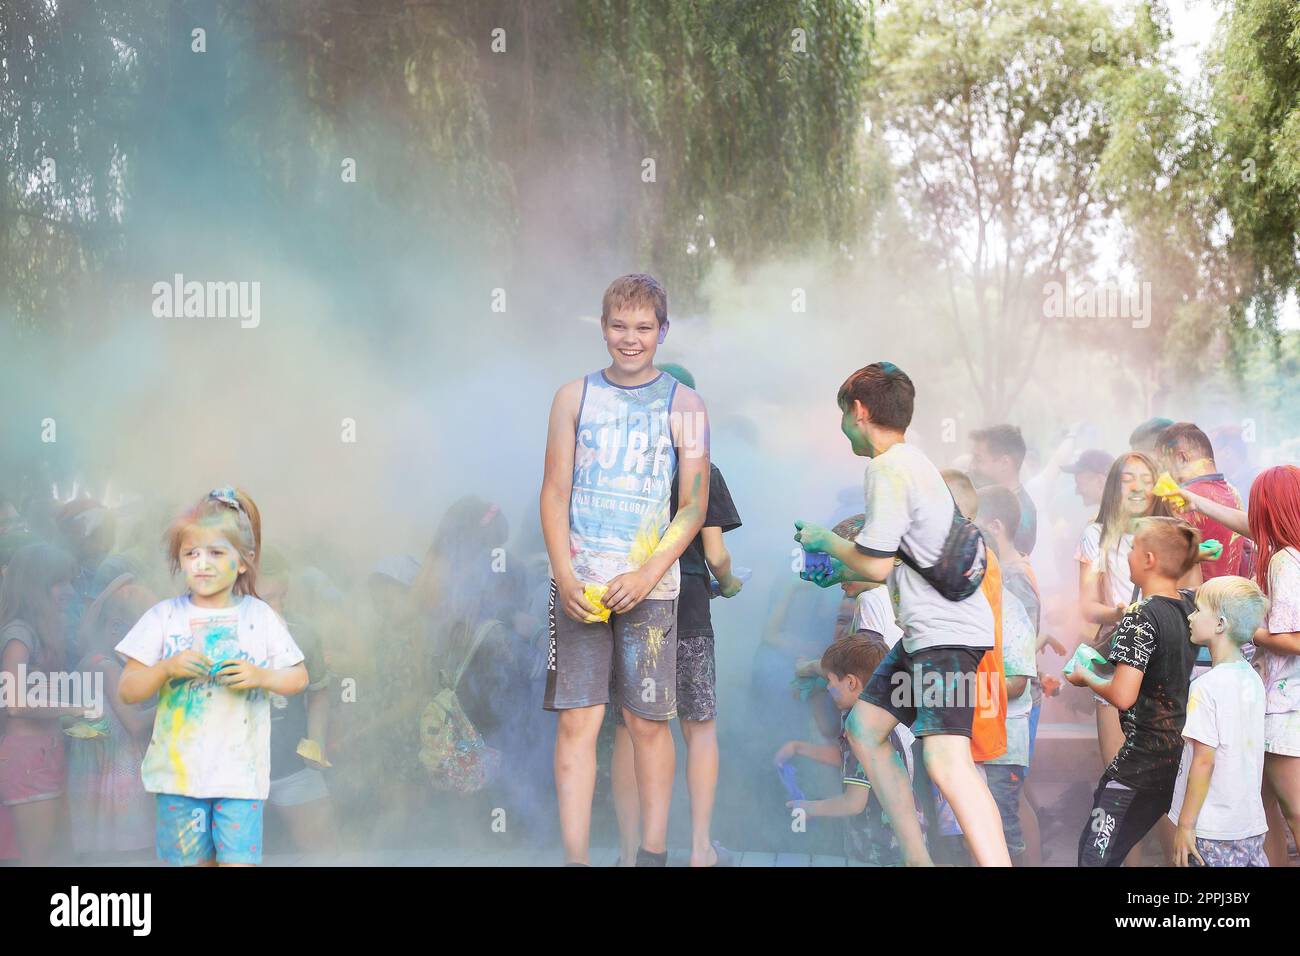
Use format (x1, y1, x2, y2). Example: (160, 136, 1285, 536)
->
(675, 628, 717, 722)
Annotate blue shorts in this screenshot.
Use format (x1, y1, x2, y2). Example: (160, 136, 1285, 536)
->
(156, 794, 264, 866)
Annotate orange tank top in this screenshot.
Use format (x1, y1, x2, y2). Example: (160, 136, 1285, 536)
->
(970, 550, 1007, 762)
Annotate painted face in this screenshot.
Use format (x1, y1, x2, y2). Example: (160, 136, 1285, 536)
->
(840, 401, 872, 457)
(179, 525, 245, 602)
(1119, 458, 1156, 516)
(825, 671, 860, 710)
(1188, 598, 1222, 646)
(603, 306, 661, 376)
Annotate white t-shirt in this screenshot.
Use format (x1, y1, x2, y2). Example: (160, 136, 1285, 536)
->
(853, 443, 994, 653)
(116, 594, 304, 800)
(855, 584, 903, 648)
(987, 589, 1037, 767)
(1075, 522, 1137, 609)
(1167, 660, 1267, 840)
(1257, 547, 1300, 715)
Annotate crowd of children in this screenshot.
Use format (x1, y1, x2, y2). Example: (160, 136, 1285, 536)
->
(782, 366, 1298, 867)
(3, 272, 1299, 868)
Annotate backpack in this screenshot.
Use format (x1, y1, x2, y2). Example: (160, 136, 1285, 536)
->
(896, 499, 987, 602)
(418, 619, 504, 794)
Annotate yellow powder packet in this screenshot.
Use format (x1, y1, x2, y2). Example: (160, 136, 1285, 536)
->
(583, 584, 612, 623)
(1153, 473, 1186, 510)
(297, 738, 333, 767)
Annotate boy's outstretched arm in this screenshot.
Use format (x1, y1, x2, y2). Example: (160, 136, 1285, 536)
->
(1180, 488, 1251, 539)
(792, 522, 894, 585)
(1066, 660, 1142, 710)
(774, 739, 840, 767)
(603, 387, 710, 613)
(794, 784, 872, 818)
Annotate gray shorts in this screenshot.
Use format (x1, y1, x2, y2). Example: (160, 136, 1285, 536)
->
(543, 579, 678, 720)
(615, 628, 715, 726)
(268, 767, 330, 808)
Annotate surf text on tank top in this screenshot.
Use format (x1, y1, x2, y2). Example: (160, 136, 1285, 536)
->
(569, 370, 680, 600)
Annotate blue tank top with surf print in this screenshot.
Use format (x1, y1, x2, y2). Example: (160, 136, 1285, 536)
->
(570, 369, 680, 600)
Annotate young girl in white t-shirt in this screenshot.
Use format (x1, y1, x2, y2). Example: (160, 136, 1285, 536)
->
(116, 487, 307, 867)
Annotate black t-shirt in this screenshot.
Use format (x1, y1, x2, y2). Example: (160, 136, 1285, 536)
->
(670, 464, 742, 632)
(1105, 589, 1198, 791)
(269, 619, 329, 781)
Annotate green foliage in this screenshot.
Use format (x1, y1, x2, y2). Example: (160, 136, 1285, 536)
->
(573, 0, 871, 297)
(867, 0, 1170, 419)
(1, 0, 874, 331)
(1210, 0, 1300, 331)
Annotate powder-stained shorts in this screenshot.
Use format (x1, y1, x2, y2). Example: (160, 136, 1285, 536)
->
(156, 794, 263, 866)
(615, 627, 715, 726)
(0, 732, 66, 806)
(1191, 833, 1268, 867)
(859, 642, 984, 738)
(544, 580, 677, 721)
(1264, 711, 1300, 757)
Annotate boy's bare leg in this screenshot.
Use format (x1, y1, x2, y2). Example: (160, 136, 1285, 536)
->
(1262, 777, 1290, 866)
(680, 718, 719, 866)
(623, 709, 675, 854)
(555, 704, 605, 864)
(923, 734, 1012, 866)
(611, 723, 640, 865)
(846, 700, 931, 866)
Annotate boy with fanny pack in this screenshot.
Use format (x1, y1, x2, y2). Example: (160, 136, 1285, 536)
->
(794, 362, 1010, 866)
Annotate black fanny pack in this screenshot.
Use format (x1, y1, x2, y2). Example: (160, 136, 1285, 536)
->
(896, 501, 988, 601)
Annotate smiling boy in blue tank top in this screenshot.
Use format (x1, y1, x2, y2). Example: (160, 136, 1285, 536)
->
(539, 274, 711, 866)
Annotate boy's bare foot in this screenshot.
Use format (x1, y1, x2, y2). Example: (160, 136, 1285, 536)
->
(690, 842, 717, 867)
